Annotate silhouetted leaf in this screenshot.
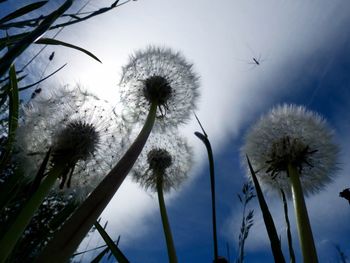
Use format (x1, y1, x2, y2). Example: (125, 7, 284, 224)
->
(246, 155, 286, 263)
(90, 247, 110, 263)
(0, 1, 48, 25)
(94, 221, 130, 263)
(35, 38, 102, 63)
(29, 148, 51, 195)
(18, 63, 67, 91)
(0, 0, 73, 77)
(0, 65, 19, 170)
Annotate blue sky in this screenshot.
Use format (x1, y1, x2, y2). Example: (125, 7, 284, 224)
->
(2, 0, 350, 262)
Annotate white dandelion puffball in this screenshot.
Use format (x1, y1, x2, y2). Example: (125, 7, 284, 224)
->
(242, 104, 338, 197)
(131, 131, 193, 193)
(16, 86, 130, 201)
(120, 46, 200, 129)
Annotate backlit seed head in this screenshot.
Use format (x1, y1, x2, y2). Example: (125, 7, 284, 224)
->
(143, 76, 172, 106)
(131, 131, 193, 193)
(16, 85, 130, 201)
(120, 46, 200, 128)
(147, 148, 172, 175)
(242, 104, 338, 197)
(51, 121, 99, 166)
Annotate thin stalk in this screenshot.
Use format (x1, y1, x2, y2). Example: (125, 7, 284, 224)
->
(36, 102, 158, 263)
(287, 164, 318, 263)
(280, 189, 295, 263)
(194, 113, 219, 262)
(237, 199, 247, 263)
(156, 176, 178, 263)
(0, 165, 62, 263)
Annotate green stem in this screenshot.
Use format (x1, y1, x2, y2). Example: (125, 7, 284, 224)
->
(288, 164, 318, 263)
(36, 102, 158, 263)
(280, 189, 295, 263)
(156, 177, 178, 263)
(194, 128, 218, 262)
(0, 165, 62, 263)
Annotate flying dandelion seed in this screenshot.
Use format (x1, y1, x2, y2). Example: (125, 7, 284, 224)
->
(242, 104, 338, 197)
(131, 131, 193, 193)
(16, 85, 130, 201)
(119, 46, 200, 129)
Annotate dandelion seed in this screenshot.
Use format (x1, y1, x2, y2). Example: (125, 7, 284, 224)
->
(16, 85, 130, 201)
(120, 46, 200, 129)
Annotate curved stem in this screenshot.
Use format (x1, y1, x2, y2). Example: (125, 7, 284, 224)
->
(37, 102, 158, 263)
(194, 128, 218, 262)
(157, 177, 178, 263)
(0, 165, 62, 263)
(288, 164, 318, 263)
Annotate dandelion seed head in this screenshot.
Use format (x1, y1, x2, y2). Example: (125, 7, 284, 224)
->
(120, 46, 200, 128)
(51, 121, 99, 167)
(242, 104, 338, 197)
(131, 131, 193, 193)
(147, 148, 172, 175)
(16, 85, 130, 201)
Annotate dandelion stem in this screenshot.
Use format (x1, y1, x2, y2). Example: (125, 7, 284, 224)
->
(0, 165, 62, 263)
(288, 164, 318, 263)
(157, 176, 178, 263)
(36, 101, 158, 263)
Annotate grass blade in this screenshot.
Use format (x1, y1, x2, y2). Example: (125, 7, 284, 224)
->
(28, 148, 51, 195)
(280, 189, 295, 263)
(35, 38, 102, 63)
(246, 155, 286, 263)
(90, 246, 110, 263)
(0, 1, 48, 25)
(0, 0, 73, 77)
(18, 63, 67, 92)
(0, 64, 19, 170)
(94, 221, 130, 263)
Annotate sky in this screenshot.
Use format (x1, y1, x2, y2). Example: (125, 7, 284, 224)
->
(2, 0, 350, 262)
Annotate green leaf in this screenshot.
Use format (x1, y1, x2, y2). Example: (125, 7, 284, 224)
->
(0, 1, 48, 25)
(35, 38, 102, 63)
(94, 221, 130, 263)
(0, 64, 19, 170)
(280, 189, 296, 263)
(0, 32, 28, 51)
(90, 247, 110, 263)
(29, 148, 52, 195)
(246, 155, 286, 263)
(0, 0, 73, 77)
